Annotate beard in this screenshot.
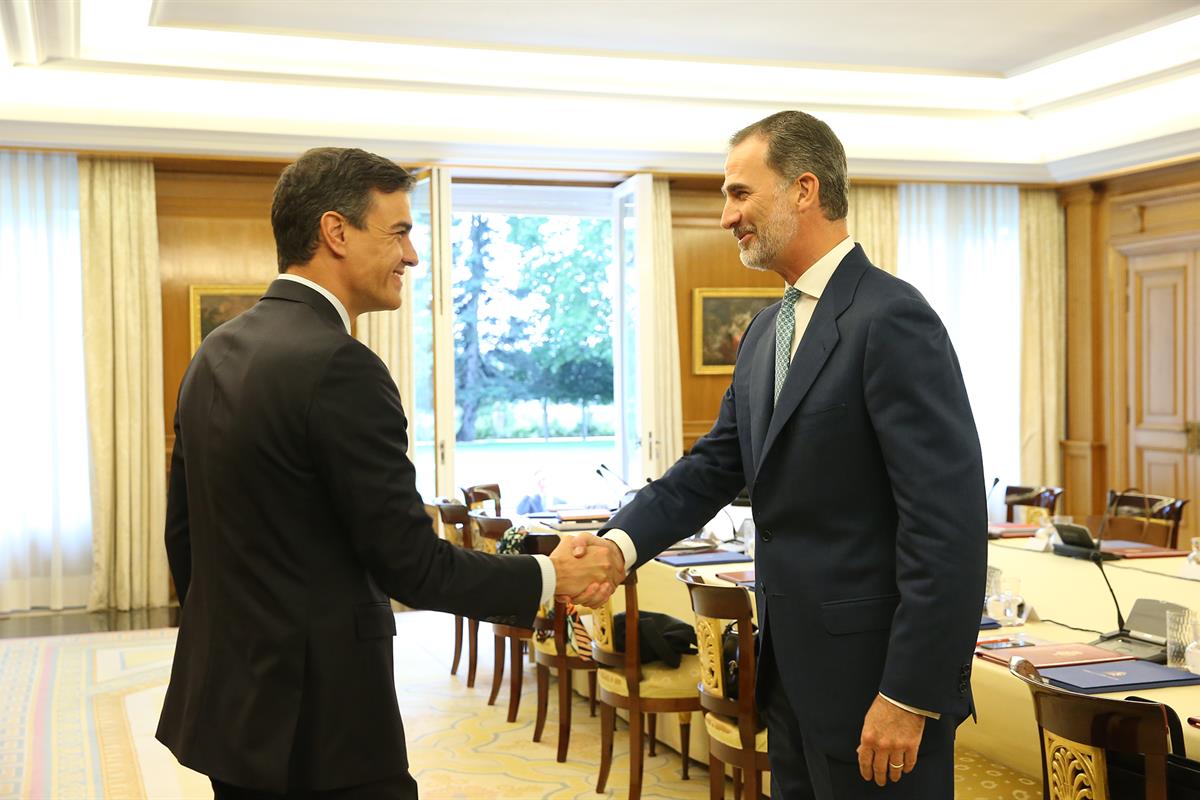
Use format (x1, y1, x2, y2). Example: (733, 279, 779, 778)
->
(735, 194, 798, 270)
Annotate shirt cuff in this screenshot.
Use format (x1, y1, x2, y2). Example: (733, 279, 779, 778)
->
(601, 528, 638, 574)
(879, 693, 941, 720)
(533, 554, 556, 607)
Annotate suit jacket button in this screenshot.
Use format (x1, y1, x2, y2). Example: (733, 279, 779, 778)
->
(759, 529, 773, 542)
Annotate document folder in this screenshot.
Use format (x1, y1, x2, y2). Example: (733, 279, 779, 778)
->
(1039, 660, 1200, 694)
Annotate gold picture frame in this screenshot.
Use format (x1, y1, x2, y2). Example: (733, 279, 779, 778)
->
(189, 284, 268, 354)
(692, 288, 779, 375)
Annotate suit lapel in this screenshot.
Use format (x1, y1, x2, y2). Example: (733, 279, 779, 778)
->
(748, 303, 780, 472)
(757, 247, 870, 470)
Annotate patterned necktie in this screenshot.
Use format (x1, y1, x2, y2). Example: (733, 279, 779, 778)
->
(774, 286, 803, 403)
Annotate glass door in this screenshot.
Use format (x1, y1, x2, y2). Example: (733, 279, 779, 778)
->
(408, 169, 455, 501)
(611, 174, 659, 484)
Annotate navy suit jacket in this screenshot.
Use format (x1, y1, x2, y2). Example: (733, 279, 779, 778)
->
(157, 279, 543, 792)
(606, 245, 986, 759)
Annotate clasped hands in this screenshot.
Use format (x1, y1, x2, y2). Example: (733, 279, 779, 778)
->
(549, 531, 625, 607)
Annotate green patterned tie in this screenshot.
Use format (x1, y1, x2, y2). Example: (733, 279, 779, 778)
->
(774, 286, 803, 403)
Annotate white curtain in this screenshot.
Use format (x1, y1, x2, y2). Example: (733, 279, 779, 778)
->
(645, 177, 683, 476)
(0, 152, 93, 613)
(898, 184, 1021, 519)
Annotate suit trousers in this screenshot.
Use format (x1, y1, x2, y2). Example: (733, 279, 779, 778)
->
(210, 772, 418, 800)
(757, 639, 956, 800)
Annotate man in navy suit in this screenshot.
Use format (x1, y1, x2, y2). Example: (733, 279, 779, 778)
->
(588, 111, 986, 797)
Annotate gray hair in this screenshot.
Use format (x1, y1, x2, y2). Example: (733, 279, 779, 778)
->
(729, 111, 849, 220)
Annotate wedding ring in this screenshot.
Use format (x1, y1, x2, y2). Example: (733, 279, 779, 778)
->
(888, 761, 904, 769)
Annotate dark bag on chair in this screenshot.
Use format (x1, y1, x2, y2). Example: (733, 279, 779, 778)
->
(721, 620, 758, 700)
(1106, 697, 1200, 798)
(612, 611, 697, 667)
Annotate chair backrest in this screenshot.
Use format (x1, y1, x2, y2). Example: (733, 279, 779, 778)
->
(1009, 656, 1172, 800)
(1106, 490, 1189, 549)
(467, 510, 511, 554)
(429, 499, 469, 548)
(677, 569, 757, 730)
(1004, 485, 1064, 523)
(591, 572, 644, 698)
(462, 483, 502, 516)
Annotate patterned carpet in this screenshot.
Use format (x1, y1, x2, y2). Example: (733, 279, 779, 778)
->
(0, 610, 1041, 799)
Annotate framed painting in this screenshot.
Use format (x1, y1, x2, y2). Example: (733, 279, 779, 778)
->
(692, 288, 779, 375)
(189, 284, 268, 354)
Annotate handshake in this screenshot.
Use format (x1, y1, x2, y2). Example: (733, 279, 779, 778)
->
(548, 532, 626, 607)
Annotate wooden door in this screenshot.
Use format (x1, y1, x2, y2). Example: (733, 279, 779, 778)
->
(1127, 249, 1199, 541)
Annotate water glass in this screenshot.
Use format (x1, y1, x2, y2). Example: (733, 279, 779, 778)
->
(986, 578, 1025, 627)
(1166, 608, 1198, 669)
(739, 519, 756, 560)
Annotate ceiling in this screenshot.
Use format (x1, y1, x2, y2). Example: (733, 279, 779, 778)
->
(1, 0, 1199, 182)
(152, 0, 1196, 75)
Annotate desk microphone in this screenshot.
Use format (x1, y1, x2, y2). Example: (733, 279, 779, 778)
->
(597, 463, 632, 489)
(1091, 488, 1135, 640)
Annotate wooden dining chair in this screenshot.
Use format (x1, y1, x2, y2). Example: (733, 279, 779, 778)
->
(1105, 490, 1189, 549)
(592, 570, 701, 800)
(531, 596, 599, 762)
(1004, 485, 1064, 523)
(468, 510, 533, 722)
(678, 569, 766, 800)
(427, 499, 479, 687)
(462, 483, 502, 516)
(1009, 656, 1175, 799)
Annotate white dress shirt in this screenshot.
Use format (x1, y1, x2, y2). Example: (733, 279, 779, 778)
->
(605, 238, 938, 719)
(276, 272, 558, 606)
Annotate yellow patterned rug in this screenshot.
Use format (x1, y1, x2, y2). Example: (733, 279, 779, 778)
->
(0, 611, 1041, 799)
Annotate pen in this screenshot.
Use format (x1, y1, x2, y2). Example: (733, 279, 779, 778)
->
(976, 637, 1011, 645)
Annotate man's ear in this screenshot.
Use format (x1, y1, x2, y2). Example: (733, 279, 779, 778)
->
(793, 172, 821, 214)
(318, 210, 349, 257)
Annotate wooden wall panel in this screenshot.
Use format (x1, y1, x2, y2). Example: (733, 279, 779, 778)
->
(157, 168, 283, 452)
(670, 183, 781, 449)
(1060, 155, 1200, 522)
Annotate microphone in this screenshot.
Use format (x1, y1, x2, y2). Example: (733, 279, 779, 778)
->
(1092, 488, 1136, 638)
(598, 463, 633, 489)
(985, 477, 1001, 520)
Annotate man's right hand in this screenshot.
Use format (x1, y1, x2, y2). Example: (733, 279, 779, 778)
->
(549, 533, 624, 607)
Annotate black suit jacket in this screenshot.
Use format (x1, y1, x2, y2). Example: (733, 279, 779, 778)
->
(606, 245, 986, 758)
(156, 279, 543, 792)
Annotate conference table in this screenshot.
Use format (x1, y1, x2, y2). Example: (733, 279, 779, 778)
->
(528, 523, 1200, 781)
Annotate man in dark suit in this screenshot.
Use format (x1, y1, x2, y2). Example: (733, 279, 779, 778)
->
(156, 147, 623, 799)
(588, 111, 987, 797)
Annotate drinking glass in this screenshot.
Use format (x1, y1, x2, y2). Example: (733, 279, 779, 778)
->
(1166, 608, 1197, 669)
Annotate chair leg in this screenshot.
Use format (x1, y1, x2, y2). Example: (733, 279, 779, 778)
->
(587, 671, 597, 717)
(466, 619, 479, 688)
(507, 636, 523, 722)
(597, 704, 615, 793)
(744, 767, 760, 800)
(488, 635, 504, 705)
(629, 711, 645, 800)
(555, 663, 572, 762)
(680, 715, 691, 780)
(450, 615, 463, 675)
(708, 753, 724, 800)
(732, 767, 741, 800)
(648, 713, 657, 756)
(533, 664, 548, 742)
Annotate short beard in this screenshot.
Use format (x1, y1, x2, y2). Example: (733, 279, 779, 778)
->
(738, 190, 797, 270)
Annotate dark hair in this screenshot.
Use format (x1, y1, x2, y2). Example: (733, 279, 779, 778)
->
(271, 147, 416, 271)
(729, 111, 849, 220)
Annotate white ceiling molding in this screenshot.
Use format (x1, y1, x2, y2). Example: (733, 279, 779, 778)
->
(0, 1, 1196, 182)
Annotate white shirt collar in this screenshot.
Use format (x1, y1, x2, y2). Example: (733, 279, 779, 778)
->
(276, 273, 352, 334)
(791, 236, 855, 299)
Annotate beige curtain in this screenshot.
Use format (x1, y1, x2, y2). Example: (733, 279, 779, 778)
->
(847, 184, 898, 274)
(80, 158, 170, 610)
(1018, 189, 1066, 487)
(356, 279, 415, 433)
(646, 177, 683, 474)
